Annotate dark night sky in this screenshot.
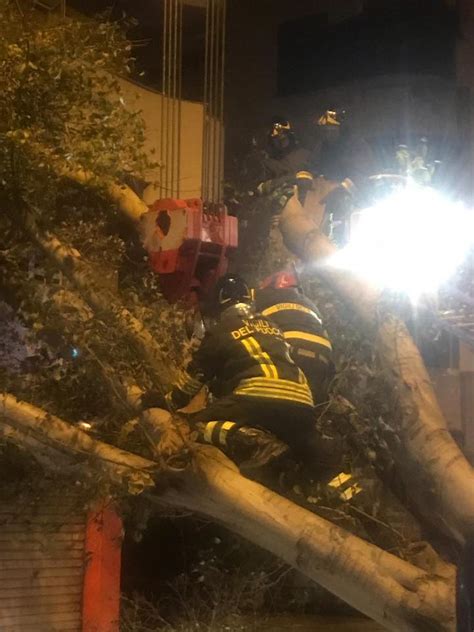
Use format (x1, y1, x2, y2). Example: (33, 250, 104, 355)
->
(69, 0, 206, 100)
(69, 0, 457, 102)
(277, 2, 457, 96)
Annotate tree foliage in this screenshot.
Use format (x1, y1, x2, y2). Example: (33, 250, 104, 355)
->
(0, 1, 188, 435)
(0, 1, 153, 196)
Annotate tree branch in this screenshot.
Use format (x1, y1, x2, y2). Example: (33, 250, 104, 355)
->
(0, 392, 455, 631)
(279, 191, 474, 542)
(0, 393, 158, 494)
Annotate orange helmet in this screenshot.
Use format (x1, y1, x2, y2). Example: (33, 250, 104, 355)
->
(260, 269, 299, 290)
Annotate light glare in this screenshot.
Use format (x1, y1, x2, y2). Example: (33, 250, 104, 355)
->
(329, 186, 474, 299)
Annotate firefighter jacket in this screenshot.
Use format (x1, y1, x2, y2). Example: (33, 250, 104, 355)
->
(254, 287, 332, 362)
(164, 310, 314, 413)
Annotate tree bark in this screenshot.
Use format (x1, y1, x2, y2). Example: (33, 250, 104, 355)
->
(279, 190, 474, 542)
(0, 393, 157, 494)
(159, 448, 455, 632)
(64, 168, 148, 224)
(0, 393, 456, 631)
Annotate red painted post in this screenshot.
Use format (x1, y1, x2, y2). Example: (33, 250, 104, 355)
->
(82, 502, 123, 632)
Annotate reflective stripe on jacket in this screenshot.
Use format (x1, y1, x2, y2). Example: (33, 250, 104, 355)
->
(165, 310, 314, 412)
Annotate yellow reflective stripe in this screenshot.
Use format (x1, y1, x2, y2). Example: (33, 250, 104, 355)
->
(296, 170, 313, 180)
(241, 336, 279, 379)
(239, 376, 310, 392)
(340, 484, 363, 501)
(234, 387, 313, 406)
(236, 382, 312, 403)
(204, 421, 218, 443)
(284, 331, 332, 350)
(251, 338, 279, 380)
(239, 383, 311, 398)
(241, 338, 272, 378)
(261, 303, 322, 323)
(328, 472, 352, 488)
(177, 369, 202, 388)
(219, 421, 236, 446)
(235, 377, 313, 405)
(176, 371, 202, 395)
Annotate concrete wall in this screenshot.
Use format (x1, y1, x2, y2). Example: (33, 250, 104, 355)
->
(119, 79, 204, 200)
(119, 78, 224, 202)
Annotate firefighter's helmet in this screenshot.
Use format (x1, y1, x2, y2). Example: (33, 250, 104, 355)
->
(316, 109, 346, 127)
(267, 117, 296, 159)
(214, 274, 253, 317)
(270, 118, 292, 138)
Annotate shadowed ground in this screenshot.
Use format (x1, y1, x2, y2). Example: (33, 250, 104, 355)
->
(243, 616, 387, 630)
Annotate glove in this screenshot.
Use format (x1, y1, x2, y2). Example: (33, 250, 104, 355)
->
(140, 390, 168, 411)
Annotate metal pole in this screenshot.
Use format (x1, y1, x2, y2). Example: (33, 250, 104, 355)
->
(165, 0, 173, 196)
(219, 0, 227, 202)
(211, 0, 217, 204)
(177, 0, 183, 197)
(209, 0, 216, 203)
(160, 0, 168, 197)
(202, 0, 210, 201)
(171, 0, 179, 196)
(217, 0, 226, 203)
(169, 0, 174, 196)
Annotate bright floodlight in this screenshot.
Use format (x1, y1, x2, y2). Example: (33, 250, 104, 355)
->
(329, 185, 474, 299)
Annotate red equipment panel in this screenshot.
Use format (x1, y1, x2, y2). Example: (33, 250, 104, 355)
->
(141, 198, 238, 303)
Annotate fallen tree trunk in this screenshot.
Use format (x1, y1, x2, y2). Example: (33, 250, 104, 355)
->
(160, 449, 455, 632)
(0, 393, 456, 631)
(0, 393, 157, 494)
(279, 188, 474, 542)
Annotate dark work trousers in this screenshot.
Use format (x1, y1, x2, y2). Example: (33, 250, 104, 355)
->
(191, 394, 326, 471)
(291, 345, 333, 406)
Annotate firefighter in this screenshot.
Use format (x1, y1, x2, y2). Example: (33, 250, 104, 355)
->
(265, 118, 310, 174)
(141, 274, 320, 471)
(254, 118, 313, 211)
(311, 107, 376, 187)
(254, 268, 334, 405)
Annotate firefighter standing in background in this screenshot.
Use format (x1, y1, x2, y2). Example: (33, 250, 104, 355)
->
(251, 118, 314, 215)
(141, 274, 322, 471)
(311, 108, 377, 187)
(264, 117, 311, 179)
(254, 269, 334, 405)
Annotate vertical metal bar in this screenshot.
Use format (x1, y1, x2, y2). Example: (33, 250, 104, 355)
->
(166, 0, 173, 195)
(177, 0, 183, 197)
(209, 0, 216, 203)
(214, 0, 221, 204)
(169, 0, 176, 197)
(160, 0, 168, 197)
(171, 0, 179, 195)
(202, 0, 210, 201)
(210, 0, 216, 204)
(217, 0, 226, 203)
(171, 0, 176, 195)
